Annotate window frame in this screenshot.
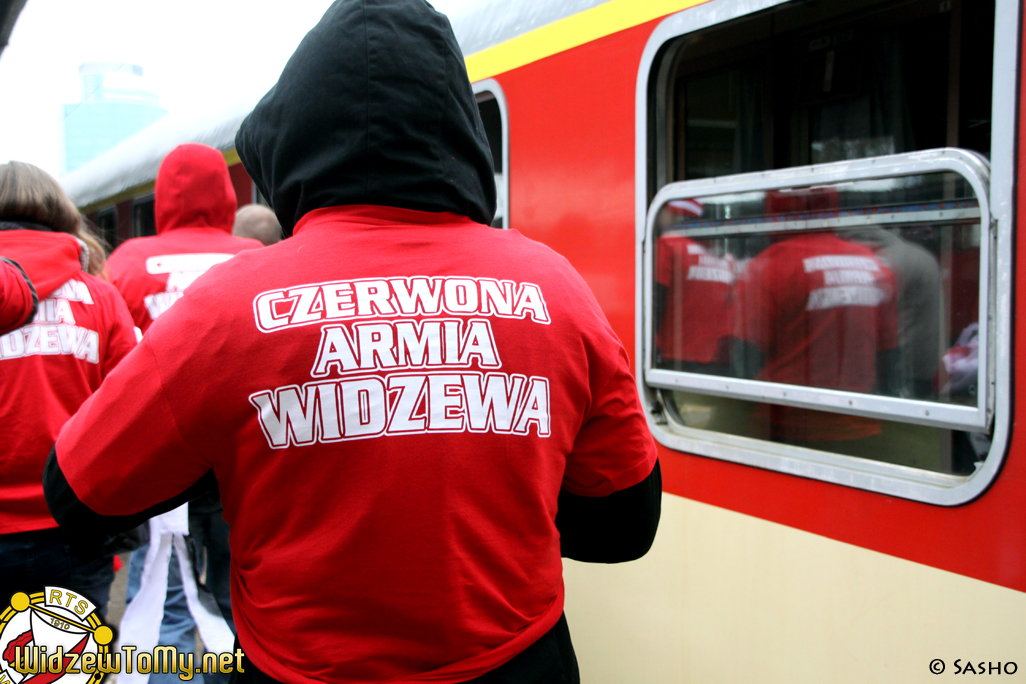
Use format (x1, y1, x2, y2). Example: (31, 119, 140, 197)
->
(634, 0, 1019, 506)
(473, 79, 510, 229)
(645, 149, 992, 432)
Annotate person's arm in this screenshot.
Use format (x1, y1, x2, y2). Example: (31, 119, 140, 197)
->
(557, 460, 661, 562)
(101, 283, 138, 376)
(876, 267, 901, 396)
(653, 283, 668, 336)
(44, 455, 215, 547)
(731, 338, 764, 379)
(876, 348, 900, 397)
(0, 257, 37, 334)
(45, 283, 144, 551)
(558, 338, 661, 564)
(43, 335, 214, 543)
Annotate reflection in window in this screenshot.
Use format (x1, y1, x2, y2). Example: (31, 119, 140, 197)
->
(680, 67, 766, 179)
(665, 0, 994, 183)
(806, 30, 915, 164)
(651, 171, 985, 473)
(654, 203, 735, 376)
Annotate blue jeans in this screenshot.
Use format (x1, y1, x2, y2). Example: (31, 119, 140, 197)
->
(0, 527, 113, 615)
(127, 545, 204, 684)
(127, 536, 230, 684)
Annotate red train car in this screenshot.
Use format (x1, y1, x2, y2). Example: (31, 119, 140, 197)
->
(64, 0, 1024, 680)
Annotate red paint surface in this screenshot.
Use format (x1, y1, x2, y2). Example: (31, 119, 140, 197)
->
(497, 16, 1026, 592)
(228, 162, 253, 209)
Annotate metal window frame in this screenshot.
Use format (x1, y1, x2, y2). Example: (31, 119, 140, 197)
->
(473, 79, 511, 229)
(644, 149, 992, 433)
(634, 0, 1019, 506)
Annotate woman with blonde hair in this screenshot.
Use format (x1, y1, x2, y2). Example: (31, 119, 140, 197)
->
(0, 161, 137, 607)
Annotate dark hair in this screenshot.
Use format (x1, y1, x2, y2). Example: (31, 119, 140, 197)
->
(0, 161, 106, 274)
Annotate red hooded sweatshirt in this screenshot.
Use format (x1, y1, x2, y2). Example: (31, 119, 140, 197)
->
(55, 205, 658, 684)
(0, 228, 136, 535)
(106, 143, 261, 333)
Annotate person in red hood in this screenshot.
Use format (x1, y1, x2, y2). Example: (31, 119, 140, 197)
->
(106, 143, 261, 334)
(0, 161, 136, 605)
(0, 256, 37, 334)
(104, 143, 256, 680)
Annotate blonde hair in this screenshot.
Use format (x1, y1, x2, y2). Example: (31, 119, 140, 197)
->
(0, 161, 107, 275)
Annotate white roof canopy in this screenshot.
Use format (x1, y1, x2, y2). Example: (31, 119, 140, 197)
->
(62, 0, 612, 208)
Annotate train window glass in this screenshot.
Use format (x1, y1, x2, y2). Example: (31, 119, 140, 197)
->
(648, 158, 989, 475)
(676, 65, 769, 180)
(474, 80, 509, 229)
(94, 208, 118, 251)
(132, 196, 156, 238)
(662, 392, 984, 474)
(658, 0, 994, 188)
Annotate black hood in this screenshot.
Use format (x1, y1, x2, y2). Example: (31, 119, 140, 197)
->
(235, 0, 496, 235)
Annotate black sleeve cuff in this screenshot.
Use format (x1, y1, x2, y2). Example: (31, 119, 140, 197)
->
(43, 444, 219, 548)
(556, 460, 661, 563)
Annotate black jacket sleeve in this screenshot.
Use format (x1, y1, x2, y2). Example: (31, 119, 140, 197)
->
(556, 460, 661, 563)
(43, 444, 218, 549)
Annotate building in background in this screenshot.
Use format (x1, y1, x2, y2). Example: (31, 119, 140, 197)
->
(60, 62, 167, 175)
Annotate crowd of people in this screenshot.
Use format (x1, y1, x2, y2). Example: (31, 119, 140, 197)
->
(0, 148, 283, 676)
(0, 1, 661, 683)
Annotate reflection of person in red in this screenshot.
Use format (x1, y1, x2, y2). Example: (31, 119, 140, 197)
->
(654, 200, 734, 374)
(733, 188, 899, 444)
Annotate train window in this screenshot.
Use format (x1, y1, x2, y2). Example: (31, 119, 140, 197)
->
(647, 152, 989, 472)
(654, 0, 994, 189)
(473, 80, 509, 229)
(638, 0, 1017, 504)
(132, 196, 156, 238)
(94, 208, 118, 251)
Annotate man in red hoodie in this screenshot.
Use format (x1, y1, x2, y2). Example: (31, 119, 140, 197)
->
(104, 143, 258, 681)
(107, 143, 261, 334)
(46, 3, 660, 682)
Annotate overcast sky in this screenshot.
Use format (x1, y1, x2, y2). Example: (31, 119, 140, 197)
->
(0, 0, 473, 177)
